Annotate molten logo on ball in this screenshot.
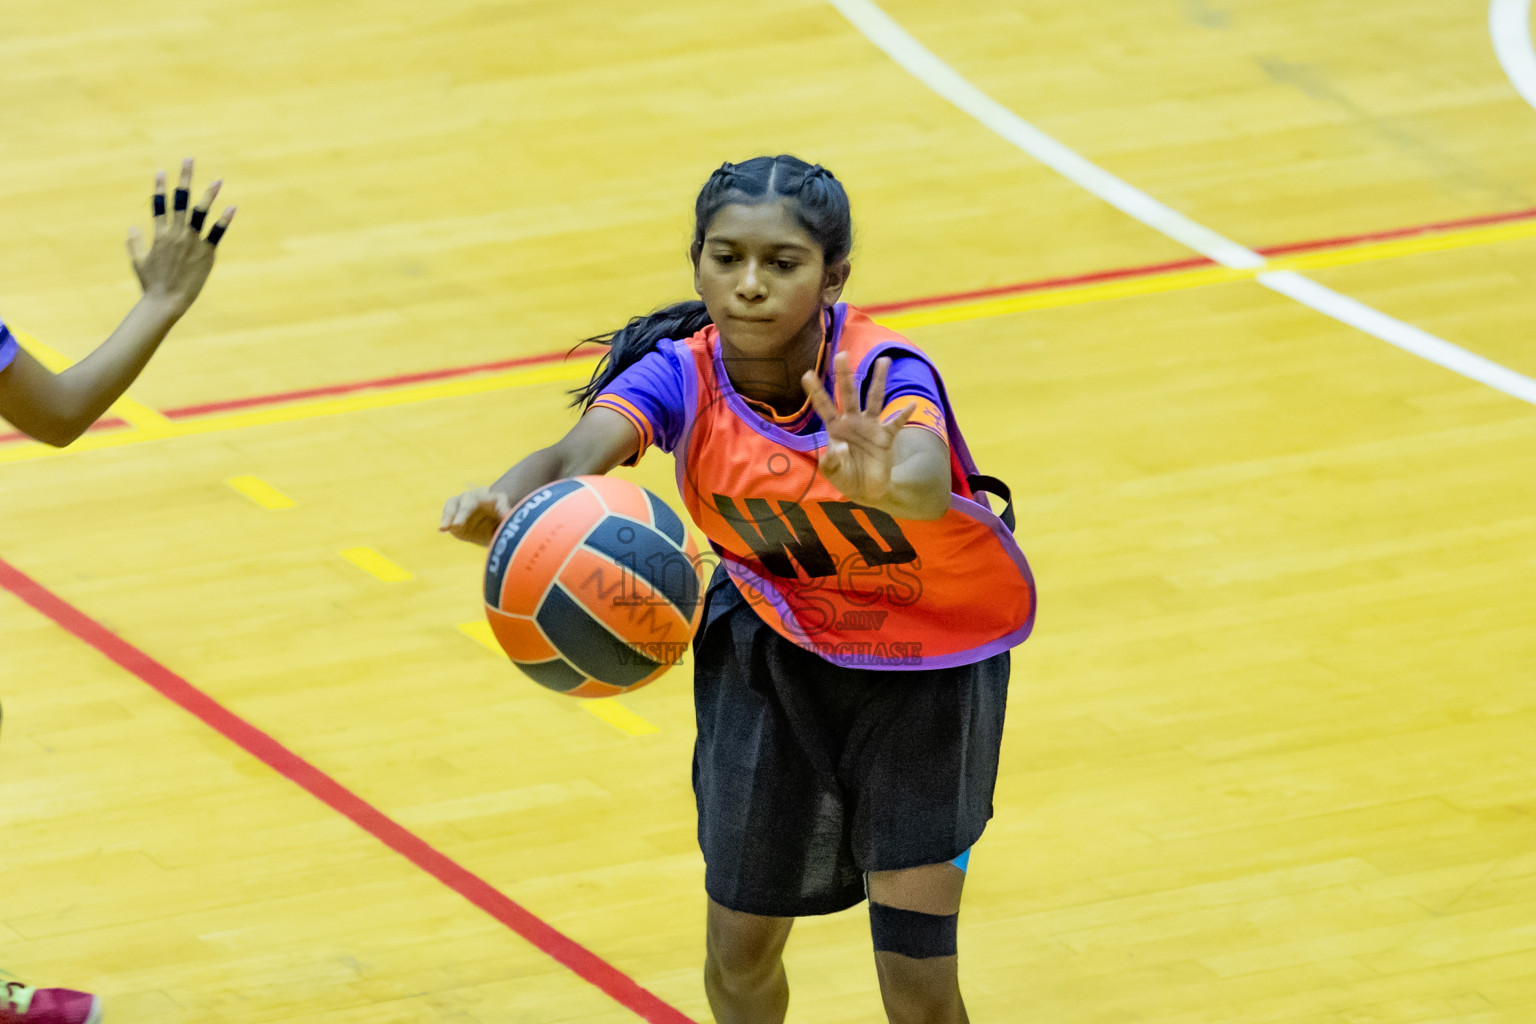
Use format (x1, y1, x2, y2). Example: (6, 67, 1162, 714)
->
(482, 476, 704, 698)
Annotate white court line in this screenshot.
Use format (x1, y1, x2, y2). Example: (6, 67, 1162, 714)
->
(821, 0, 1262, 270)
(1259, 271, 1536, 403)
(1492, 0, 1536, 113)
(826, 0, 1536, 407)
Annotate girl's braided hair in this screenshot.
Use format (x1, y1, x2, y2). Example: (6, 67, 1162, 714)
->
(570, 155, 852, 408)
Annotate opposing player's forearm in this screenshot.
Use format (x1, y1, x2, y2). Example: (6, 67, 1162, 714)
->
(49, 295, 183, 440)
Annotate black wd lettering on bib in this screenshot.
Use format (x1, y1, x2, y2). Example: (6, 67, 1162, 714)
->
(713, 495, 837, 579)
(818, 501, 918, 567)
(713, 495, 918, 579)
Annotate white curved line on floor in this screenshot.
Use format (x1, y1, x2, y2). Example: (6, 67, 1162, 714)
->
(1492, 0, 1536, 113)
(1258, 271, 1536, 402)
(826, 0, 1536, 407)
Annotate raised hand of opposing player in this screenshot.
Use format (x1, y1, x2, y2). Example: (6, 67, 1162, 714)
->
(802, 352, 916, 507)
(126, 158, 236, 319)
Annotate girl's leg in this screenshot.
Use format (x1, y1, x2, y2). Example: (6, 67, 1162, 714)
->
(703, 898, 793, 1024)
(867, 862, 968, 1024)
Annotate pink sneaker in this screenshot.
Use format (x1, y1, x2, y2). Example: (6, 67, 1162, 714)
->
(0, 983, 101, 1024)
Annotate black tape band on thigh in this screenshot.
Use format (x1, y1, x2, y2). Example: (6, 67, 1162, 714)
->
(869, 902, 958, 959)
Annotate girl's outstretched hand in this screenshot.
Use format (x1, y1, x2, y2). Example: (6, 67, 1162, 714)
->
(803, 352, 916, 507)
(127, 158, 236, 319)
(440, 486, 513, 547)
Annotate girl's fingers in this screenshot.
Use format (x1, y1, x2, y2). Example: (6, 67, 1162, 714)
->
(458, 512, 488, 539)
(866, 357, 891, 415)
(442, 488, 511, 536)
(472, 501, 506, 542)
(463, 507, 491, 537)
(885, 403, 917, 431)
(820, 439, 848, 478)
(152, 170, 168, 238)
(833, 351, 858, 414)
(802, 369, 841, 424)
(448, 490, 482, 528)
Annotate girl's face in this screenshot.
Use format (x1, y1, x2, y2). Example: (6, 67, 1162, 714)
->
(692, 199, 849, 365)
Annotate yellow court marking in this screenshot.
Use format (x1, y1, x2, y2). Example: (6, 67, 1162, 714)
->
(0, 358, 599, 465)
(1269, 216, 1536, 272)
(107, 396, 174, 433)
(880, 265, 1250, 331)
(3, 213, 1534, 465)
(13, 330, 174, 434)
(580, 699, 661, 736)
(340, 547, 415, 582)
(882, 215, 1536, 331)
(457, 620, 503, 655)
(225, 475, 298, 510)
(458, 621, 662, 736)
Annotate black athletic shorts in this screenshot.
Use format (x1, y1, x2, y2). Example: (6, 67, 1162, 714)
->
(691, 566, 1011, 918)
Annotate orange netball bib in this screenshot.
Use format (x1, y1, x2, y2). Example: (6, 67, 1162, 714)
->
(668, 304, 1035, 669)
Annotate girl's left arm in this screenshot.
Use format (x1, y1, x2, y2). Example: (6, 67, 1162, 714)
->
(803, 352, 953, 521)
(878, 427, 952, 521)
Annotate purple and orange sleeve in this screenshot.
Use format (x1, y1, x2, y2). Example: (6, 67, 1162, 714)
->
(591, 345, 687, 464)
(878, 356, 947, 443)
(592, 393, 654, 453)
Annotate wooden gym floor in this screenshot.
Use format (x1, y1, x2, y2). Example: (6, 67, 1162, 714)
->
(3, 1, 1536, 1021)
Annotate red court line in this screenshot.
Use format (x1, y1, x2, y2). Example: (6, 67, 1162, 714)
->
(0, 354, 582, 445)
(161, 349, 579, 419)
(0, 555, 699, 1024)
(1254, 206, 1536, 258)
(5, 205, 1535, 448)
(863, 206, 1536, 314)
(857, 255, 1213, 315)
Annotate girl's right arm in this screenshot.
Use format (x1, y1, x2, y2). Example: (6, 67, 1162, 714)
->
(438, 406, 642, 546)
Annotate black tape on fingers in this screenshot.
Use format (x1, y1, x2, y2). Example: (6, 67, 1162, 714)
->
(189, 208, 208, 232)
(153, 194, 167, 217)
(205, 222, 227, 247)
(173, 188, 190, 213)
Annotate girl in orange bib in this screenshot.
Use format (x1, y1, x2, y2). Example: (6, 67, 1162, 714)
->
(442, 155, 1034, 1024)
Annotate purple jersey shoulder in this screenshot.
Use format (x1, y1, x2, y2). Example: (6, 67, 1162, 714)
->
(592, 341, 689, 454)
(878, 355, 941, 406)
